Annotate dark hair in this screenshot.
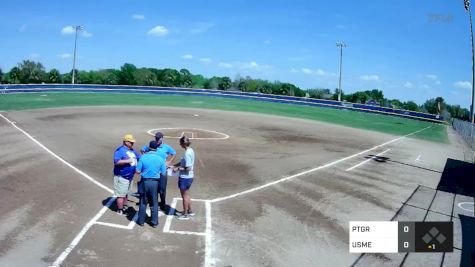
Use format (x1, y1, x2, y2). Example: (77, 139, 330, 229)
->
(180, 136, 191, 147)
(149, 140, 159, 150)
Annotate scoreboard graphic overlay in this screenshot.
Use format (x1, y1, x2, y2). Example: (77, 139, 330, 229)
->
(349, 221, 453, 253)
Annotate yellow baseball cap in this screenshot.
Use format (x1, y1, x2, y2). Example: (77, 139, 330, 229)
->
(123, 134, 136, 143)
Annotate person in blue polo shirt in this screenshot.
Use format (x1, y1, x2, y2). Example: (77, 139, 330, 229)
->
(154, 132, 176, 211)
(136, 141, 166, 227)
(113, 134, 140, 215)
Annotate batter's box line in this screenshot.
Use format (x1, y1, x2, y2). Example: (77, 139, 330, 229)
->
(94, 208, 173, 230)
(163, 198, 209, 237)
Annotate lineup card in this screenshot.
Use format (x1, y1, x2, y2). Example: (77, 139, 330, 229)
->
(349, 221, 453, 253)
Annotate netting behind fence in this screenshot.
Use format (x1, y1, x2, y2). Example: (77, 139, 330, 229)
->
(453, 118, 475, 150)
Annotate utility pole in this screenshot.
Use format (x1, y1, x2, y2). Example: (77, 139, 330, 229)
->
(464, 0, 475, 123)
(336, 42, 347, 102)
(71, 26, 83, 84)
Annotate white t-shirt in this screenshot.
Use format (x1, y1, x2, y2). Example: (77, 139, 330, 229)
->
(179, 148, 195, 178)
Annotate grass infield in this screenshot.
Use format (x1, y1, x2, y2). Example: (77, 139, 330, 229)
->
(0, 92, 448, 143)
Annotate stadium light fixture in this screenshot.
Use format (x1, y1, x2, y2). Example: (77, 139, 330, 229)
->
(336, 42, 347, 102)
(71, 25, 83, 85)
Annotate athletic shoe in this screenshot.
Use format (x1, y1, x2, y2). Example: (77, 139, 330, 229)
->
(187, 210, 195, 216)
(151, 224, 158, 228)
(116, 210, 126, 216)
(130, 192, 140, 198)
(176, 214, 190, 220)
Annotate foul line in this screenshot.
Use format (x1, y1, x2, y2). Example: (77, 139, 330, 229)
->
(345, 149, 391, 171)
(205, 200, 214, 267)
(210, 126, 431, 203)
(0, 113, 113, 194)
(50, 197, 116, 267)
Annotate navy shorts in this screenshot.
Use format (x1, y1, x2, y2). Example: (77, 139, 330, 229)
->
(178, 178, 193, 190)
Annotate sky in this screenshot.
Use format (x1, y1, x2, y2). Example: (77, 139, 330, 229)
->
(0, 0, 473, 108)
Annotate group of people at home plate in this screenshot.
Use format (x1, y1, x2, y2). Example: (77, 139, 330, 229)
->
(113, 132, 195, 227)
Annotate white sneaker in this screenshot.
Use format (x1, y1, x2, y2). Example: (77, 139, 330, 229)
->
(176, 214, 190, 220)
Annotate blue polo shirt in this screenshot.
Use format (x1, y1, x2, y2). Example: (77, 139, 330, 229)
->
(156, 143, 176, 160)
(113, 145, 140, 180)
(136, 151, 166, 179)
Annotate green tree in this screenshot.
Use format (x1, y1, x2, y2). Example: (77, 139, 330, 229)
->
(119, 63, 137, 85)
(402, 101, 419, 111)
(238, 79, 249, 91)
(0, 68, 3, 83)
(61, 72, 72, 84)
(133, 68, 157, 86)
(206, 76, 221, 89)
(179, 68, 193, 88)
(48, 69, 61, 83)
(258, 83, 273, 94)
(77, 71, 93, 84)
(18, 60, 46, 83)
(218, 77, 232, 90)
(158, 68, 181, 87)
(8, 67, 21, 84)
(307, 89, 331, 99)
(389, 99, 403, 109)
(191, 74, 207, 88)
(367, 89, 384, 101)
(93, 69, 120, 84)
(422, 97, 445, 115)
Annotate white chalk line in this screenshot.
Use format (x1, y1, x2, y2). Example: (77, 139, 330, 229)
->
(166, 230, 206, 236)
(163, 198, 179, 233)
(210, 126, 431, 203)
(1, 112, 430, 267)
(205, 200, 214, 267)
(415, 155, 421, 163)
(49, 197, 116, 267)
(0, 113, 133, 266)
(0, 114, 113, 194)
(345, 148, 391, 171)
(458, 202, 475, 212)
(147, 127, 230, 140)
(95, 221, 131, 230)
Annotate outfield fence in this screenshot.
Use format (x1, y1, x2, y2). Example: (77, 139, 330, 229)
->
(2, 84, 444, 123)
(452, 118, 475, 150)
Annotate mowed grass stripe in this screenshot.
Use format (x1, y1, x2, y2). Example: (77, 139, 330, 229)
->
(0, 92, 447, 143)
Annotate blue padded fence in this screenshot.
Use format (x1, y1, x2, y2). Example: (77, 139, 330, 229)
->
(1, 84, 443, 123)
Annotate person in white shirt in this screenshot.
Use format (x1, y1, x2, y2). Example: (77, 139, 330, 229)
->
(174, 136, 195, 220)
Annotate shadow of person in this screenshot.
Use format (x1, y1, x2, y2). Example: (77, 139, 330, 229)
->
(101, 196, 138, 223)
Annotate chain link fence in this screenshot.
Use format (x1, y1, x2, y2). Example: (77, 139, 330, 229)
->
(452, 118, 475, 150)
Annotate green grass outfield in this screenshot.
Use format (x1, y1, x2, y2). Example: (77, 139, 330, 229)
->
(0, 92, 448, 143)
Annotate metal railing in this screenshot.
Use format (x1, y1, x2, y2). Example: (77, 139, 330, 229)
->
(453, 118, 475, 150)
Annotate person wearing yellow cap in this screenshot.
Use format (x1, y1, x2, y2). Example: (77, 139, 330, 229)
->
(113, 134, 140, 215)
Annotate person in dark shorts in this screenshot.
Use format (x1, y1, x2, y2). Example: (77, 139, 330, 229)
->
(174, 136, 195, 220)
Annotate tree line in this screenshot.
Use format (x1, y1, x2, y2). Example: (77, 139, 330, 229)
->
(0, 60, 470, 121)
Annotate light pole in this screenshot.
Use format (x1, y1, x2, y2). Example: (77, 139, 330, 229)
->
(71, 26, 83, 84)
(336, 42, 347, 102)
